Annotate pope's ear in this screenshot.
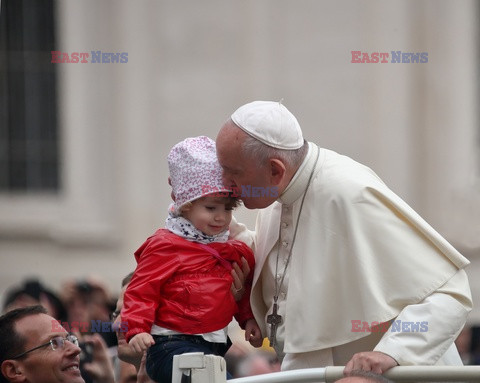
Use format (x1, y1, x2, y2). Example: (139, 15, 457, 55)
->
(1, 360, 25, 382)
(269, 159, 286, 185)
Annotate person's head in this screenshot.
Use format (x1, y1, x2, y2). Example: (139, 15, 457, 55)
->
(62, 279, 112, 326)
(216, 101, 308, 209)
(112, 272, 134, 330)
(3, 279, 67, 322)
(112, 275, 139, 382)
(235, 350, 280, 378)
(0, 305, 83, 383)
(113, 272, 141, 369)
(335, 370, 393, 383)
(168, 136, 240, 234)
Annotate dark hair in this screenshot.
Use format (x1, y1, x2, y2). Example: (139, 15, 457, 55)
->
(225, 194, 242, 209)
(0, 305, 48, 381)
(179, 193, 241, 214)
(3, 279, 67, 322)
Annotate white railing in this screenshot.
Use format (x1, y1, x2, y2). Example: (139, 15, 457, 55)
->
(230, 366, 480, 382)
(172, 353, 480, 382)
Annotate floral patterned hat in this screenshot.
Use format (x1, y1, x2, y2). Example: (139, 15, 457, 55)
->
(167, 136, 231, 213)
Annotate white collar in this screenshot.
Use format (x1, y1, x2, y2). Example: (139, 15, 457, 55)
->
(165, 206, 229, 244)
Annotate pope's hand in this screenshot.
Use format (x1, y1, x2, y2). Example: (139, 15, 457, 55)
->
(344, 351, 398, 375)
(230, 257, 250, 301)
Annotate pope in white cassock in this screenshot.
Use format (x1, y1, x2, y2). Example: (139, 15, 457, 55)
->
(216, 101, 472, 375)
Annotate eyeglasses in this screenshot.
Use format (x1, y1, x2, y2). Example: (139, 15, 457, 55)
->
(10, 334, 79, 359)
(110, 309, 120, 322)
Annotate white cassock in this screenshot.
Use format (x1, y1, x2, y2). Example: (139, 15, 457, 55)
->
(231, 142, 472, 370)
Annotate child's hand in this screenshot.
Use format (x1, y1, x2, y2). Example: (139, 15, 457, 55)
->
(244, 318, 263, 348)
(129, 333, 155, 354)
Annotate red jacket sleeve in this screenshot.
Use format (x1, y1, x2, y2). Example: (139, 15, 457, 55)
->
(122, 234, 179, 342)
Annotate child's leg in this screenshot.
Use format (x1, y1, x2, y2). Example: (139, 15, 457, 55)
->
(146, 335, 231, 382)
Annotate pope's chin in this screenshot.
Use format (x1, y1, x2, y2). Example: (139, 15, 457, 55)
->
(241, 196, 274, 210)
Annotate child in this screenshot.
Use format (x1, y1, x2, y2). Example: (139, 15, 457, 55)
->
(122, 136, 262, 382)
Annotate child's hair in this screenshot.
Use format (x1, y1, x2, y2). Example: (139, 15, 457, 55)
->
(178, 193, 241, 215)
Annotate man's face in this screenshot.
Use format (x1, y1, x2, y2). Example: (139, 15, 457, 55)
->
(114, 285, 130, 360)
(14, 313, 84, 383)
(216, 121, 277, 209)
(114, 285, 142, 368)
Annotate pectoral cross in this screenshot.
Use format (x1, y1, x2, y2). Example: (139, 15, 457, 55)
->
(266, 303, 282, 348)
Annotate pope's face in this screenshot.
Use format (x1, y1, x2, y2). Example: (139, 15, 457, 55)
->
(216, 121, 278, 209)
(13, 313, 84, 383)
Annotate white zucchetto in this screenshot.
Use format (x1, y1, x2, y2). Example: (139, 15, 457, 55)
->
(231, 101, 304, 150)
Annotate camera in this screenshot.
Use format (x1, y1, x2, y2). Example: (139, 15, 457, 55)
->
(79, 342, 94, 364)
(76, 281, 93, 294)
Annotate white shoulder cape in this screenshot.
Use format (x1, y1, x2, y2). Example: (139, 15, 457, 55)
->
(251, 145, 469, 353)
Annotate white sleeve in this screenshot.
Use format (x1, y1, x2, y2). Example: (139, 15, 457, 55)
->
(374, 269, 472, 365)
(229, 215, 256, 250)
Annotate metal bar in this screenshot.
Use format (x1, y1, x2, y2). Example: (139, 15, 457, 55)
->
(325, 366, 480, 382)
(229, 368, 326, 383)
(229, 366, 480, 383)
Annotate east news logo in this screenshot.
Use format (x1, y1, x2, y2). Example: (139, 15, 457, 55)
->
(51, 51, 128, 63)
(351, 51, 428, 63)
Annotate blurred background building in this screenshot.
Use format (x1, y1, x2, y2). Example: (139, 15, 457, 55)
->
(0, 0, 479, 326)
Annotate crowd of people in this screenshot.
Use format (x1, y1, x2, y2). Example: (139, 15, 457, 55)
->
(0, 276, 281, 383)
(1, 100, 479, 383)
(2, 277, 478, 383)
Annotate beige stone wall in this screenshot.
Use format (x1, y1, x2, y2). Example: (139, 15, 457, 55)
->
(0, 0, 479, 321)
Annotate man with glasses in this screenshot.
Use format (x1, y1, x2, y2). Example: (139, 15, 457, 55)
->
(0, 305, 84, 383)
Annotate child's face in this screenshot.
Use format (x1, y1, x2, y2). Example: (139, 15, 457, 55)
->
(182, 195, 234, 236)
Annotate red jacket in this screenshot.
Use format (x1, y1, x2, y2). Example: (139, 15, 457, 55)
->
(123, 229, 255, 342)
